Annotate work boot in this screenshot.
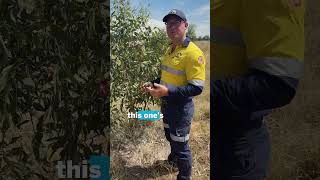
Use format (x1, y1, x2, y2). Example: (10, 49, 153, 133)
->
(154, 155, 178, 172)
(177, 175, 190, 180)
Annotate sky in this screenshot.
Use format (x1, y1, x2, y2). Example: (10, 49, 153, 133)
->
(129, 0, 210, 37)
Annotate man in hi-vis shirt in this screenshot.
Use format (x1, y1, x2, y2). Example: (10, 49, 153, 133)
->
(142, 9, 205, 180)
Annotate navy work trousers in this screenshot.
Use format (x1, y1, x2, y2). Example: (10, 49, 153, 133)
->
(161, 99, 194, 180)
(212, 113, 271, 179)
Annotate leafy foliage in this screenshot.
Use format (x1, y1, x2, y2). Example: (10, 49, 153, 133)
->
(187, 23, 197, 40)
(0, 0, 109, 178)
(197, 35, 210, 41)
(110, 0, 168, 128)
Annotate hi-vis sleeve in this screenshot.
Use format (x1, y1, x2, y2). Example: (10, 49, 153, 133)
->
(185, 51, 206, 88)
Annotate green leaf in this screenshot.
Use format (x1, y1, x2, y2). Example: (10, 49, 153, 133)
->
(9, 9, 16, 23)
(45, 136, 60, 142)
(17, 0, 35, 14)
(8, 136, 21, 145)
(73, 74, 86, 84)
(0, 36, 11, 68)
(49, 137, 67, 160)
(22, 77, 35, 88)
(33, 101, 45, 111)
(17, 120, 30, 128)
(0, 65, 14, 93)
(68, 90, 80, 98)
(2, 114, 10, 130)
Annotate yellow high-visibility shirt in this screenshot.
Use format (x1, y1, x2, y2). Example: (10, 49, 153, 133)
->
(212, 0, 305, 81)
(161, 39, 206, 88)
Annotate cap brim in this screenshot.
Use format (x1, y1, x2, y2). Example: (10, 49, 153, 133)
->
(162, 14, 184, 22)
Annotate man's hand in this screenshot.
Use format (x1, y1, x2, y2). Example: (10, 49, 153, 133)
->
(141, 82, 154, 92)
(145, 83, 169, 98)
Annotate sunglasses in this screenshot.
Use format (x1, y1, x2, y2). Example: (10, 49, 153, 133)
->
(165, 20, 184, 27)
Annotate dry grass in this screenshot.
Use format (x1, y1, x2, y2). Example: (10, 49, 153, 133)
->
(266, 1, 320, 179)
(111, 2, 320, 178)
(110, 41, 210, 180)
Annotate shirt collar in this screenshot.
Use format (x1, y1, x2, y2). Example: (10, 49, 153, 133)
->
(168, 36, 191, 48)
(182, 36, 190, 47)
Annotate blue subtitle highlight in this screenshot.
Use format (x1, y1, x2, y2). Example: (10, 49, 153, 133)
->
(89, 155, 110, 180)
(127, 110, 163, 121)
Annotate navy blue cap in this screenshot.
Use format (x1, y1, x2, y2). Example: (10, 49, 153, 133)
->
(162, 9, 187, 22)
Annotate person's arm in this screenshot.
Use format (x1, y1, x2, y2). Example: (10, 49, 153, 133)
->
(167, 83, 203, 98)
(211, 69, 298, 113)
